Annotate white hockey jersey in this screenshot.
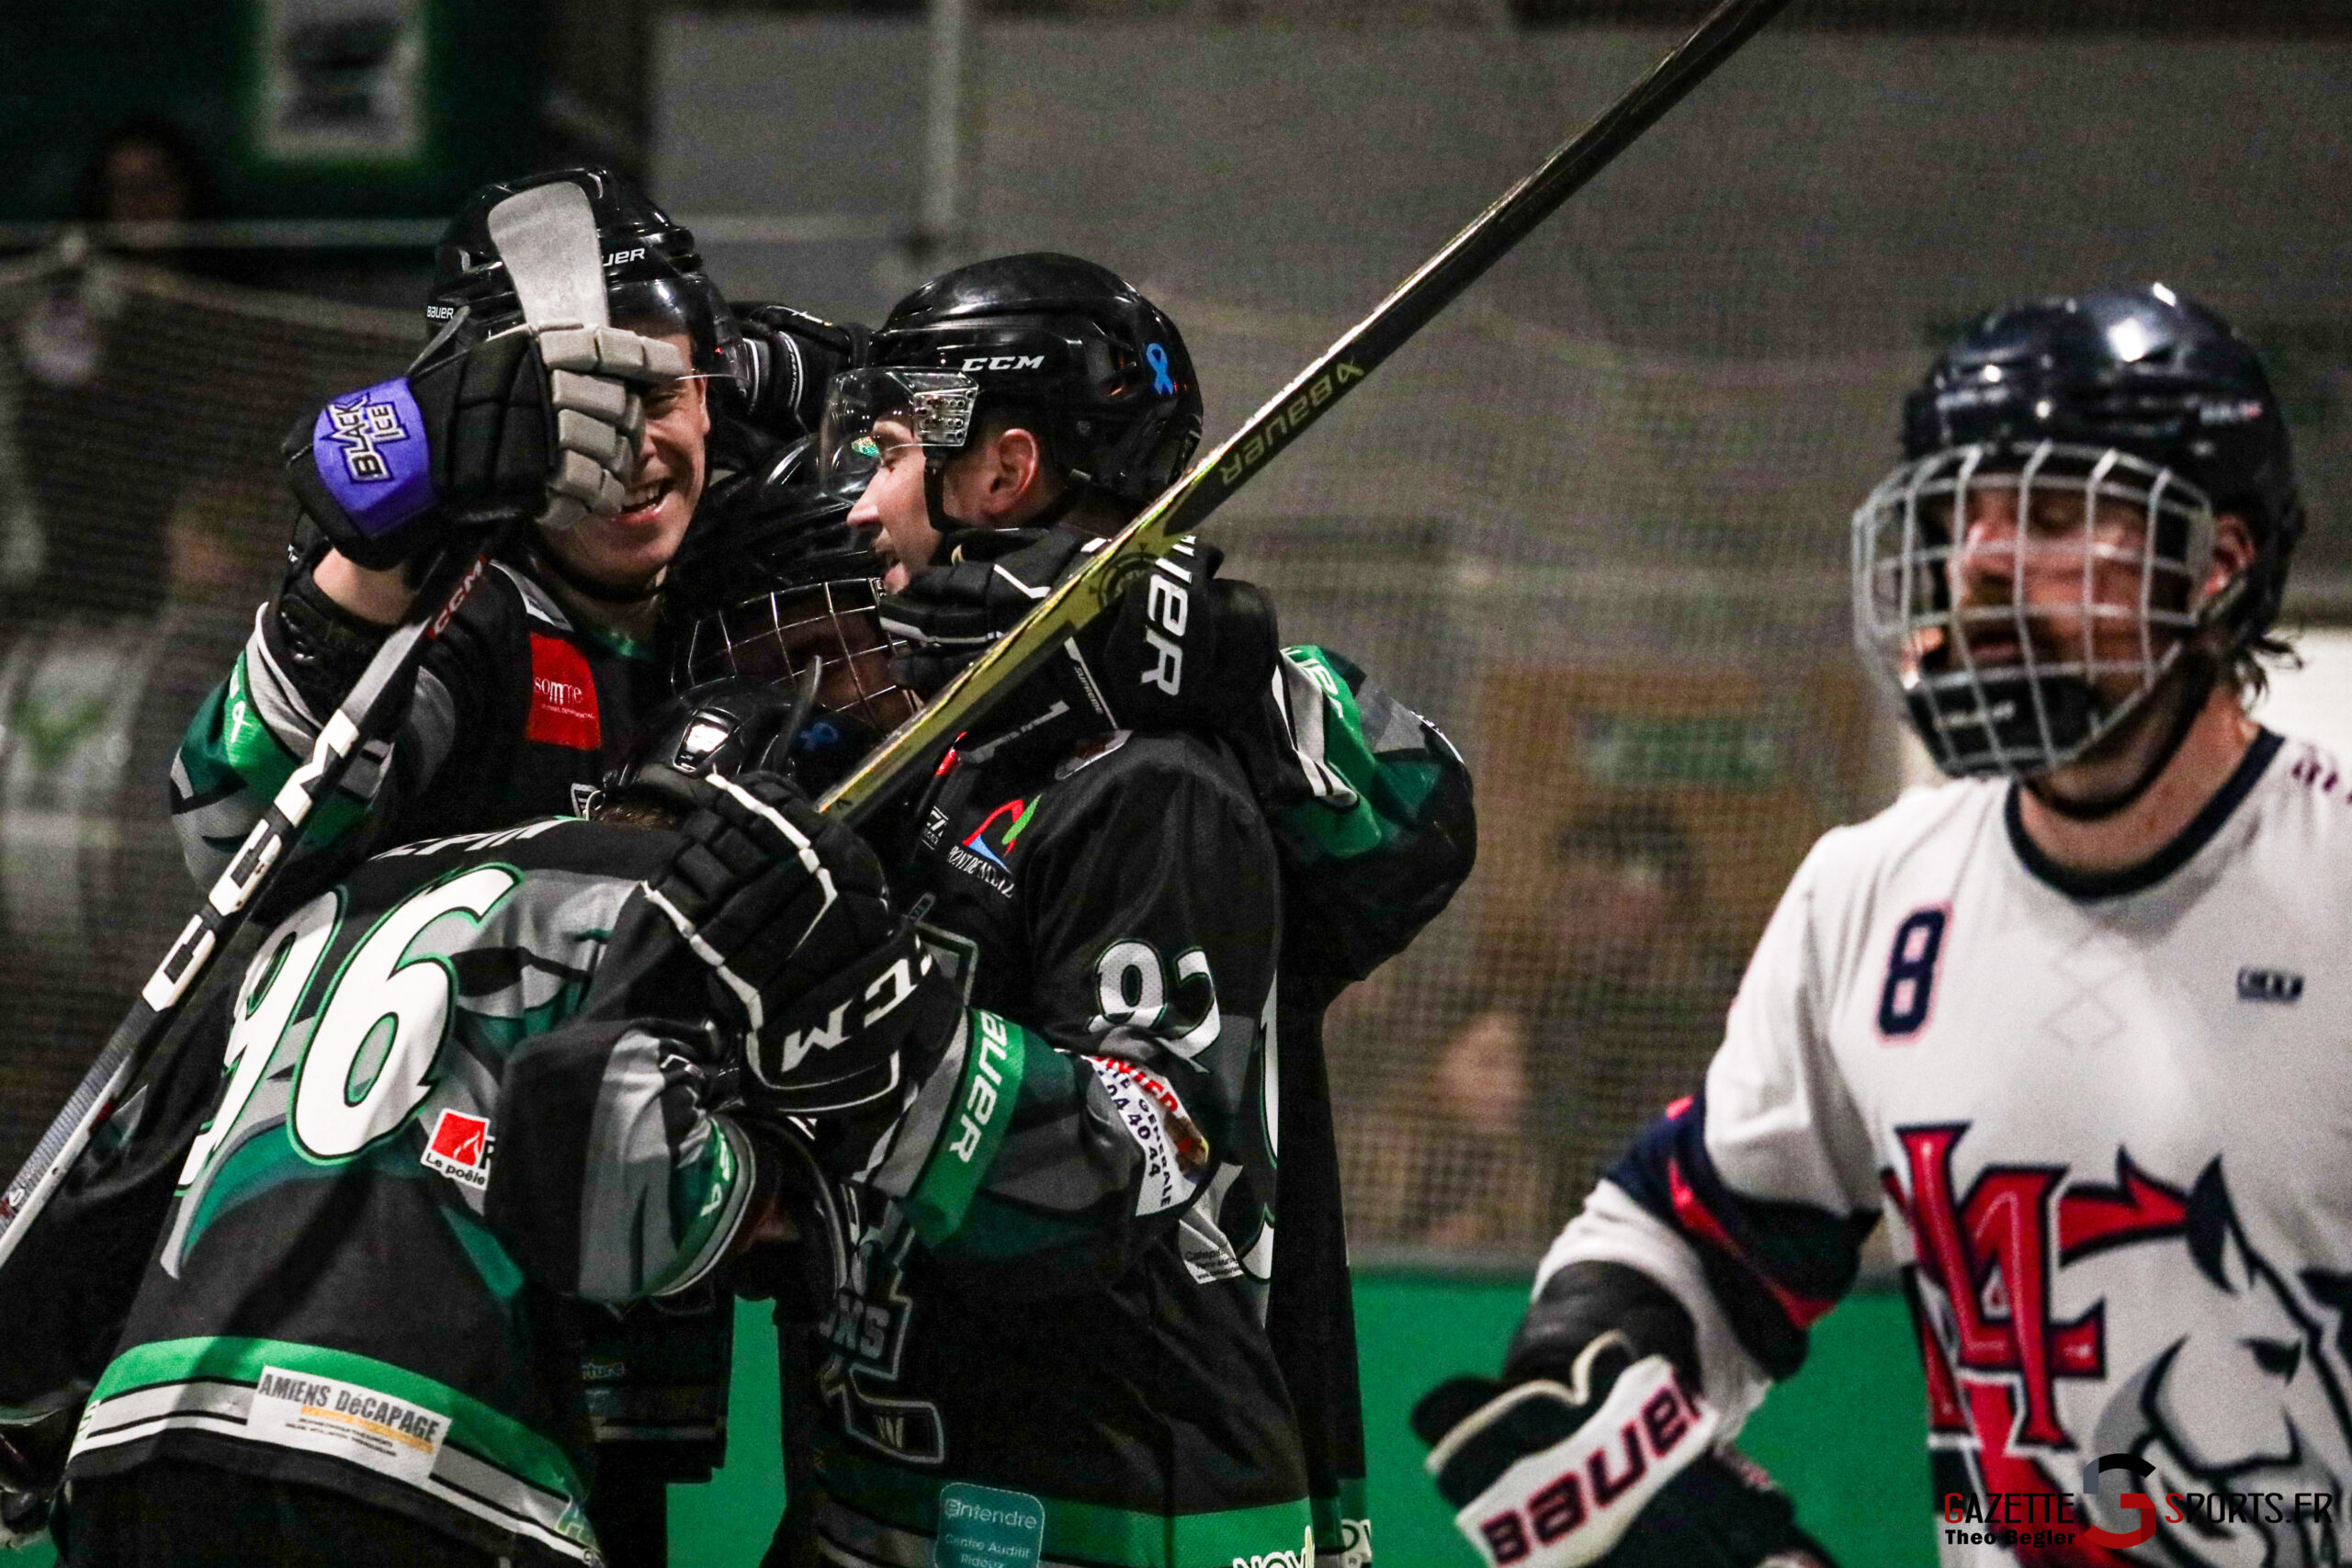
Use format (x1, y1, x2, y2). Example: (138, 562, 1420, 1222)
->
(1544, 728, 2352, 1567)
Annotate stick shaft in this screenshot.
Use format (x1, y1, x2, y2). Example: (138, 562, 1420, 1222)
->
(819, 0, 1793, 823)
(0, 545, 493, 1268)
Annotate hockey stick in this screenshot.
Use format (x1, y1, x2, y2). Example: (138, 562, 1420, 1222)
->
(0, 182, 612, 1267)
(818, 0, 1793, 824)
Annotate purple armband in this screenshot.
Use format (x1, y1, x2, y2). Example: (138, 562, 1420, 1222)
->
(311, 378, 436, 539)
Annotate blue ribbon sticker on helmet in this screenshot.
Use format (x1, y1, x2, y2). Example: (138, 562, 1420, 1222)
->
(1145, 343, 1175, 397)
(311, 378, 436, 539)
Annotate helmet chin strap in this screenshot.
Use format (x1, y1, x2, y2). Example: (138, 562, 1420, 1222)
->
(2023, 654, 2218, 823)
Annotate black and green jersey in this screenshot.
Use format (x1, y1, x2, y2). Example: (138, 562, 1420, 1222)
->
(64, 818, 769, 1564)
(791, 726, 1312, 1568)
(168, 555, 667, 888)
(779, 647, 1472, 1568)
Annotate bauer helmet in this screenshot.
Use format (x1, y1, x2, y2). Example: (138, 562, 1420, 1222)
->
(1852, 285, 2302, 781)
(665, 446, 917, 792)
(816, 252, 1202, 522)
(423, 166, 748, 389)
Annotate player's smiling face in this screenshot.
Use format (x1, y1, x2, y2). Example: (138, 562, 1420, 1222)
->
(848, 416, 942, 593)
(537, 330, 708, 595)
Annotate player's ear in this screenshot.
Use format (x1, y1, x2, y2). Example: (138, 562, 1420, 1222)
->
(973, 425, 1048, 524)
(2205, 513, 2256, 604)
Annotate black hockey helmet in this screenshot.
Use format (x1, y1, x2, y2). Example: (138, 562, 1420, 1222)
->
(423, 166, 748, 389)
(600, 677, 806, 818)
(664, 443, 916, 791)
(1854, 285, 2304, 781)
(817, 252, 1202, 514)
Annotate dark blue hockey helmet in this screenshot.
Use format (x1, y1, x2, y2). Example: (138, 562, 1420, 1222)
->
(1855, 286, 2303, 780)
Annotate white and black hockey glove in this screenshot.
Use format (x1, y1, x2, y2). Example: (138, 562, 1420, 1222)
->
(284, 325, 688, 570)
(880, 525, 1278, 733)
(642, 771, 960, 1116)
(1414, 1262, 1837, 1568)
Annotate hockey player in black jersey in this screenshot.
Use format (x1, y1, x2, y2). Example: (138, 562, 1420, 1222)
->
(4, 680, 960, 1566)
(161, 165, 865, 1561)
(671, 252, 1474, 1568)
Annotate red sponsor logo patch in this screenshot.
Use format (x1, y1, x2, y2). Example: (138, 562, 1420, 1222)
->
(422, 1109, 492, 1190)
(526, 634, 601, 750)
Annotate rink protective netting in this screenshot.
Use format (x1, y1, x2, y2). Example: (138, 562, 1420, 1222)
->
(0, 245, 2340, 1265)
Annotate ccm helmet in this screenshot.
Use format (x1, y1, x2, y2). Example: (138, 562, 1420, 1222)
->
(423, 167, 747, 389)
(817, 253, 1201, 524)
(1852, 285, 2302, 782)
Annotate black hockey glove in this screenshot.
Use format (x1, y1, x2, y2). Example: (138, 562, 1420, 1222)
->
(880, 525, 1277, 731)
(734, 302, 869, 443)
(284, 325, 687, 570)
(643, 771, 960, 1115)
(1413, 1262, 1837, 1568)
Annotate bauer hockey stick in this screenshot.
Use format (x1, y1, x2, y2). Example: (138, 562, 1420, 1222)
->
(819, 0, 1795, 824)
(0, 181, 612, 1266)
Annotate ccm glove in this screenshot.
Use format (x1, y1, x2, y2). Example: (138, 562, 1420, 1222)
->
(1414, 1262, 1836, 1568)
(642, 771, 959, 1114)
(880, 525, 1278, 730)
(284, 326, 688, 570)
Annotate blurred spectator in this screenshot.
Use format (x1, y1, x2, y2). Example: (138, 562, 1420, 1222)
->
(74, 119, 217, 230)
(1345, 801, 1742, 1252)
(1518, 801, 1742, 1221)
(1344, 1006, 1548, 1249)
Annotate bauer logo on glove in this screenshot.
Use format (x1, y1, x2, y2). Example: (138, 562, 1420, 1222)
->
(1422, 1337, 1723, 1568)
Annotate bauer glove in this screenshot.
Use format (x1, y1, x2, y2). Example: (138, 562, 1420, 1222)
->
(1413, 1262, 1837, 1568)
(880, 525, 1278, 732)
(284, 325, 689, 570)
(641, 771, 960, 1115)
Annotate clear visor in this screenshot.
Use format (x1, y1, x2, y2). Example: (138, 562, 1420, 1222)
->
(608, 275, 747, 387)
(1851, 440, 2218, 777)
(816, 367, 979, 495)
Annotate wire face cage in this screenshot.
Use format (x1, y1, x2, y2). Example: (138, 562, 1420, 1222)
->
(1851, 440, 2217, 780)
(673, 578, 919, 737)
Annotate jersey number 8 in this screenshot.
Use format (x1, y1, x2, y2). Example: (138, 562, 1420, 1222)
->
(1876, 907, 1948, 1039)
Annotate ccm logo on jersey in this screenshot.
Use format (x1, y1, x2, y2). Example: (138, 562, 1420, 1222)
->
(1441, 1353, 1721, 1567)
(958, 354, 1046, 372)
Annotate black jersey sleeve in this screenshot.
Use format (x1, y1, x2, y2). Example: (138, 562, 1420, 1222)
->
(858, 737, 1283, 1290)
(165, 552, 520, 887)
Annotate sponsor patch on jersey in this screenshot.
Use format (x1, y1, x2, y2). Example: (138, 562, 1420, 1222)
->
(1086, 1056, 1204, 1217)
(247, 1365, 450, 1485)
(935, 1483, 1046, 1568)
(421, 1108, 493, 1191)
(526, 634, 601, 750)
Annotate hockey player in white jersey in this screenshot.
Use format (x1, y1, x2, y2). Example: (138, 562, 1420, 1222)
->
(1414, 286, 2335, 1568)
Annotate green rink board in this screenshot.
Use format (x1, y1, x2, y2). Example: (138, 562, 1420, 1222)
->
(19, 1281, 1934, 1564)
(671, 1278, 1939, 1566)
